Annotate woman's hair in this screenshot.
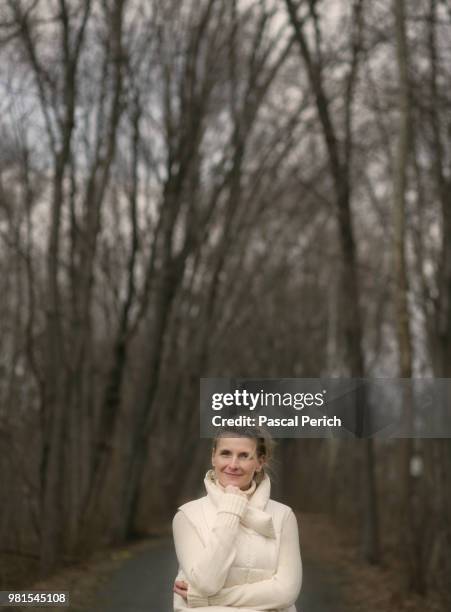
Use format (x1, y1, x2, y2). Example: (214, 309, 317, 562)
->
(211, 425, 274, 485)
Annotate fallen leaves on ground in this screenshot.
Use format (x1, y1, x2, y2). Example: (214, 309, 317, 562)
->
(299, 512, 445, 612)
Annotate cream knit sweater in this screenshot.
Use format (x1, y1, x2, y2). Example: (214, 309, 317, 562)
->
(172, 471, 302, 612)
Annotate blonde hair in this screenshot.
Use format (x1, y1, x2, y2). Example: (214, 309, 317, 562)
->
(211, 425, 274, 485)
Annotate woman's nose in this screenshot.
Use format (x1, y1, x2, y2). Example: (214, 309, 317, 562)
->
(229, 456, 239, 468)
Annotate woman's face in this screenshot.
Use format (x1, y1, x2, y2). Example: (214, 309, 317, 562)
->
(212, 436, 264, 490)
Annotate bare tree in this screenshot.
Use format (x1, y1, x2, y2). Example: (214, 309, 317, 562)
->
(285, 0, 380, 563)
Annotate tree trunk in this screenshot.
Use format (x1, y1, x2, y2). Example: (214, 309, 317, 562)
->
(393, 0, 423, 593)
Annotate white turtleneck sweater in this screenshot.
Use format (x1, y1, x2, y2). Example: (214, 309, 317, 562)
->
(172, 471, 302, 612)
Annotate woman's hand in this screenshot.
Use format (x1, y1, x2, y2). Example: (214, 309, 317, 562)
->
(174, 579, 188, 601)
(224, 484, 247, 498)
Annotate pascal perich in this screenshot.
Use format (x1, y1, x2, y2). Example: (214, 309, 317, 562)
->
(211, 415, 342, 427)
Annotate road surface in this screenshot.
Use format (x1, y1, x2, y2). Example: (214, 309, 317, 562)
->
(90, 537, 346, 612)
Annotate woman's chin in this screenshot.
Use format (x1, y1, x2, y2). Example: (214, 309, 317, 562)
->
(222, 474, 243, 485)
(221, 475, 254, 490)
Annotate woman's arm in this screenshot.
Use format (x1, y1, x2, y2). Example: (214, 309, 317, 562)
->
(205, 510, 302, 610)
(173, 491, 248, 606)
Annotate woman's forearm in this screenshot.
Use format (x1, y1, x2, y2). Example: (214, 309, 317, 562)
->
(207, 574, 300, 610)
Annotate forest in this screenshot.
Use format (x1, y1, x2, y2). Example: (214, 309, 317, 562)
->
(0, 0, 450, 610)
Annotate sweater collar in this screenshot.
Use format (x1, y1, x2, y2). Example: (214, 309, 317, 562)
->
(205, 470, 275, 538)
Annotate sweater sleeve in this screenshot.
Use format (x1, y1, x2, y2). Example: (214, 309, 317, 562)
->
(207, 509, 302, 610)
(172, 493, 248, 602)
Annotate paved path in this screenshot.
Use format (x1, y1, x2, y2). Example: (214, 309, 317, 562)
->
(91, 538, 345, 612)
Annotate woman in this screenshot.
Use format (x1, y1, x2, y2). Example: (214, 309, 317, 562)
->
(172, 426, 302, 611)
